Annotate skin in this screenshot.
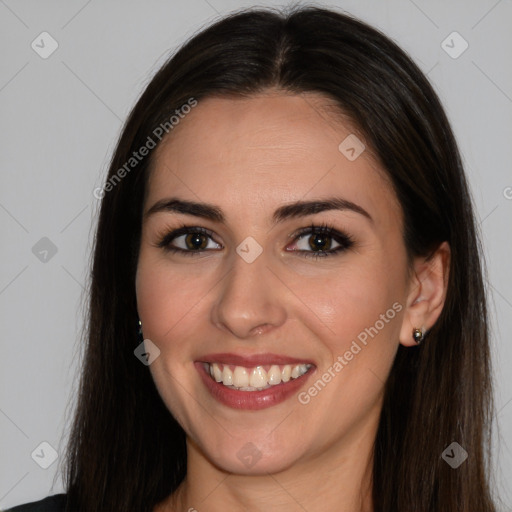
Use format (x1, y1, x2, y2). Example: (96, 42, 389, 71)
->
(135, 90, 450, 512)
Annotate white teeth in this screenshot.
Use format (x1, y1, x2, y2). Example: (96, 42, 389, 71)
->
(223, 366, 233, 386)
(268, 365, 282, 385)
(249, 366, 267, 388)
(233, 366, 249, 388)
(291, 364, 309, 379)
(206, 362, 312, 390)
(213, 364, 223, 382)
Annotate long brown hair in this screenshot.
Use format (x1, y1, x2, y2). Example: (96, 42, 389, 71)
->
(60, 5, 498, 511)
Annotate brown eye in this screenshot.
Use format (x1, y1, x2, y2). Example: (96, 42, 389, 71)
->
(157, 226, 222, 256)
(288, 224, 354, 259)
(307, 233, 334, 252)
(184, 233, 209, 250)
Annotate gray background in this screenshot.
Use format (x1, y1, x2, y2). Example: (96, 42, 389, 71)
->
(1, 0, 511, 509)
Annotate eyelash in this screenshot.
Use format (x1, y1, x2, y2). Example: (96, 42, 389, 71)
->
(155, 222, 355, 259)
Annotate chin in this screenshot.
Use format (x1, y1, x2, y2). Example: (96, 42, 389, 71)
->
(197, 433, 307, 475)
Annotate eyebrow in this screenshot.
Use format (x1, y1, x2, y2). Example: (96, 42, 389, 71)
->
(144, 196, 373, 224)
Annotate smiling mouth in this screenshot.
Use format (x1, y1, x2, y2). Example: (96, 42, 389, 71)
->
(203, 362, 313, 391)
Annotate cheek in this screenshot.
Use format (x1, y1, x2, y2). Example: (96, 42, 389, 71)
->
(303, 261, 404, 350)
(135, 257, 208, 422)
(294, 264, 404, 434)
(135, 255, 208, 349)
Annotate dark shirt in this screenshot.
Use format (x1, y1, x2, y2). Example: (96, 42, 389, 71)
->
(3, 494, 67, 512)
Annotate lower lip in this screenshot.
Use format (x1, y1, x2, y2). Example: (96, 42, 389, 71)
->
(195, 362, 315, 410)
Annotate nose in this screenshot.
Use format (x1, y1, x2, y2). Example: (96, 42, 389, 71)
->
(210, 249, 287, 340)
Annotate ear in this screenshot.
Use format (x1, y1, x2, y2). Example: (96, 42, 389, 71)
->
(399, 241, 451, 347)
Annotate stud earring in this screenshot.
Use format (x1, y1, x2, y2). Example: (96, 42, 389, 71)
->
(412, 327, 424, 344)
(137, 319, 143, 342)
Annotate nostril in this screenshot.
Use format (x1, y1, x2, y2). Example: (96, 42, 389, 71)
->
(251, 324, 270, 336)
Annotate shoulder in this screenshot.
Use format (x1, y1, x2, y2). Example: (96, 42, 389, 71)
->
(3, 494, 67, 512)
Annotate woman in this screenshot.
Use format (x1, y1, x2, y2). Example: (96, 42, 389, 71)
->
(7, 5, 498, 512)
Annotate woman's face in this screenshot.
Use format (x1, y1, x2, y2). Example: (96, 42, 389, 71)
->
(136, 91, 412, 475)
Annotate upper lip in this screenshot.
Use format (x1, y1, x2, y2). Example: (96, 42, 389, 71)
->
(197, 352, 315, 367)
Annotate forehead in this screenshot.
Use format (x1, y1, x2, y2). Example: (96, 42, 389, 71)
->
(146, 92, 401, 227)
